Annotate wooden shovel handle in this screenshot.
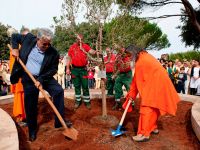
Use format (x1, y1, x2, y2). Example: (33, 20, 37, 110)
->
(119, 99, 132, 126)
(118, 68, 135, 125)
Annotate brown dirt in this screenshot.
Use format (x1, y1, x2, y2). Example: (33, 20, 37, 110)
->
(1, 98, 200, 150)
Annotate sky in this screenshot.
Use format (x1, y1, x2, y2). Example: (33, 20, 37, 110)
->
(0, 0, 199, 58)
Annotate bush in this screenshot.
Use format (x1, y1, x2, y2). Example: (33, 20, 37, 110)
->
(169, 50, 200, 61)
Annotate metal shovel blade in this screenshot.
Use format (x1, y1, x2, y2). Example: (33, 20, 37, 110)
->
(111, 125, 126, 137)
(62, 127, 78, 140)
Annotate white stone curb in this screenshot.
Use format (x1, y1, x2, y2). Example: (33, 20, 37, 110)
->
(179, 94, 200, 142)
(0, 108, 19, 150)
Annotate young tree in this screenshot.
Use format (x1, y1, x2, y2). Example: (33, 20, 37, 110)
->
(53, 0, 82, 28)
(84, 0, 114, 118)
(84, 0, 114, 51)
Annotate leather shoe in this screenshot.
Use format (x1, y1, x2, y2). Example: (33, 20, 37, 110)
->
(29, 132, 36, 142)
(65, 120, 73, 128)
(55, 120, 73, 128)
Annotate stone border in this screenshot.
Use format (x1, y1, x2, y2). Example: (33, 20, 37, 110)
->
(179, 94, 200, 141)
(0, 108, 19, 150)
(0, 94, 14, 104)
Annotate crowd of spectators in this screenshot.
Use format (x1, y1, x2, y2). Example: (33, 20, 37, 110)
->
(0, 61, 10, 96)
(1, 56, 199, 97)
(159, 58, 200, 96)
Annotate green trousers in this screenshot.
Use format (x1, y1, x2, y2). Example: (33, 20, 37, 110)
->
(114, 70, 132, 101)
(106, 73, 115, 95)
(71, 67, 90, 103)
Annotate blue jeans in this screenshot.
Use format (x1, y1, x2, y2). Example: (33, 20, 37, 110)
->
(88, 79, 94, 88)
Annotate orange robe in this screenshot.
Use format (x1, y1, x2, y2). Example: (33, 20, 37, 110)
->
(123, 51, 180, 136)
(9, 48, 26, 121)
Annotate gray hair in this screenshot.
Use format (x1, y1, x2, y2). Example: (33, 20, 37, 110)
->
(126, 45, 143, 61)
(37, 28, 54, 40)
(20, 27, 30, 35)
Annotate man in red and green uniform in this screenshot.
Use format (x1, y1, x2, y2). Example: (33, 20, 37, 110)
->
(67, 34, 96, 109)
(104, 47, 116, 97)
(112, 48, 132, 110)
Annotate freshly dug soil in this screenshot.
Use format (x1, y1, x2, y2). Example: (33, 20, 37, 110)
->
(1, 98, 200, 150)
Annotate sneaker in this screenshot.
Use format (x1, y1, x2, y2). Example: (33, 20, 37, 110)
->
(74, 101, 82, 109)
(132, 134, 150, 142)
(151, 129, 159, 134)
(112, 101, 122, 110)
(85, 102, 91, 110)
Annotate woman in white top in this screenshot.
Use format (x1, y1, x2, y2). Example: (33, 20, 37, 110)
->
(183, 61, 191, 94)
(189, 60, 200, 95)
(94, 66, 101, 89)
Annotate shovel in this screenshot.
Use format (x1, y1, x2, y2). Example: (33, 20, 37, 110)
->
(8, 44, 78, 140)
(111, 99, 132, 137)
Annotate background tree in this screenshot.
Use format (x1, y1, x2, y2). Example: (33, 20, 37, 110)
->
(169, 50, 200, 61)
(52, 22, 99, 53)
(116, 0, 200, 49)
(53, 0, 170, 53)
(104, 14, 170, 50)
(0, 23, 11, 60)
(179, 9, 200, 49)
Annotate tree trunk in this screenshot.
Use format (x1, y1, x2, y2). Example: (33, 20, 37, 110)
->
(181, 0, 200, 33)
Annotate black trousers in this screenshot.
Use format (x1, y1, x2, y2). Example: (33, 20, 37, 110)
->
(177, 83, 185, 94)
(22, 73, 65, 135)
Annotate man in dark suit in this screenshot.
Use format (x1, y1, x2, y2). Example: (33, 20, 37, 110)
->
(11, 28, 72, 142)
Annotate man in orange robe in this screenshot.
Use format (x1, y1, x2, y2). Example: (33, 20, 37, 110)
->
(9, 48, 26, 124)
(7, 27, 29, 125)
(123, 45, 180, 142)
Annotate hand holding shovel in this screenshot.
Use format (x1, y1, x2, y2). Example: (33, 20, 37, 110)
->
(111, 98, 133, 137)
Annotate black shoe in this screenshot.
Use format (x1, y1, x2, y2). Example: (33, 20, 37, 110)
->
(112, 101, 122, 110)
(17, 121, 27, 127)
(29, 132, 36, 142)
(74, 101, 82, 109)
(85, 102, 91, 110)
(55, 120, 73, 128)
(65, 120, 73, 128)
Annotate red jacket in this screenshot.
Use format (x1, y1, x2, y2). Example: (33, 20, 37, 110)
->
(115, 54, 131, 73)
(68, 43, 91, 66)
(104, 54, 116, 73)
